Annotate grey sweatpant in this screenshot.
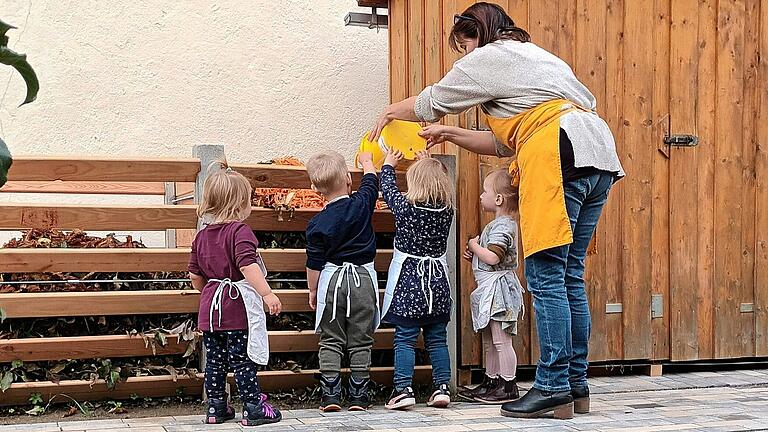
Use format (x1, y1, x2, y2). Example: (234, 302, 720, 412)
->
(318, 266, 377, 380)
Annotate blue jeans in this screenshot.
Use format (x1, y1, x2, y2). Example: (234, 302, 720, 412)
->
(393, 323, 451, 390)
(525, 172, 614, 392)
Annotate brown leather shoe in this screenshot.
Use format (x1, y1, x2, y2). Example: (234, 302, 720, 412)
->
(458, 376, 497, 401)
(474, 377, 520, 404)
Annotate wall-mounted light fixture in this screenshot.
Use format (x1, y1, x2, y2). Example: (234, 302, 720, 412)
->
(344, 7, 388, 29)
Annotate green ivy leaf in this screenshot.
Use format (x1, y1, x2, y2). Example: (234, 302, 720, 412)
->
(0, 371, 13, 392)
(0, 138, 9, 188)
(24, 405, 45, 416)
(11, 359, 23, 369)
(0, 19, 38, 106)
(0, 307, 6, 324)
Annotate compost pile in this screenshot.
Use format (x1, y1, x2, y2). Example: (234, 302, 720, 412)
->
(253, 156, 388, 210)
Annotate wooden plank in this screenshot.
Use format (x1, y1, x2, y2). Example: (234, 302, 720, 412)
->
(0, 335, 188, 362)
(621, 0, 654, 360)
(1, 181, 166, 195)
(232, 163, 406, 190)
(7, 157, 200, 182)
(0, 248, 394, 273)
(556, 0, 577, 67)
(755, 0, 768, 357)
(0, 248, 192, 273)
(714, 0, 749, 359)
(740, 0, 760, 359)
(0, 291, 201, 318)
(408, 0, 425, 97)
(0, 329, 410, 362)
(650, 0, 671, 361)
(506, 0, 530, 29)
(0, 289, 389, 318)
(358, 0, 388, 7)
(390, 0, 409, 102)
(669, 0, 700, 361)
(0, 366, 433, 406)
(527, 0, 558, 52)
(601, 0, 625, 363)
(0, 204, 198, 230)
(424, 0, 443, 89)
(457, 149, 482, 366)
(693, 0, 717, 360)
(246, 208, 395, 232)
(576, 0, 609, 362)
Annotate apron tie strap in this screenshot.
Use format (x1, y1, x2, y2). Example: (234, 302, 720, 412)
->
(331, 263, 361, 322)
(416, 258, 443, 315)
(209, 278, 240, 330)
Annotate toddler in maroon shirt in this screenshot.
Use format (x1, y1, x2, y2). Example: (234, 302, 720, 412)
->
(188, 162, 282, 427)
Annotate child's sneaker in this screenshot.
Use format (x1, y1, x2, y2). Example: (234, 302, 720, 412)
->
(205, 397, 235, 424)
(427, 383, 451, 408)
(385, 386, 416, 410)
(319, 374, 343, 412)
(347, 377, 371, 411)
(242, 393, 282, 427)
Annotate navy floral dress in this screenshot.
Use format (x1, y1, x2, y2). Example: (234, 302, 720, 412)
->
(380, 164, 453, 326)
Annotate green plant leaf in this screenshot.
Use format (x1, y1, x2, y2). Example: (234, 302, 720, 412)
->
(24, 405, 45, 416)
(0, 371, 13, 392)
(11, 359, 23, 369)
(0, 306, 6, 324)
(28, 392, 43, 406)
(0, 18, 38, 106)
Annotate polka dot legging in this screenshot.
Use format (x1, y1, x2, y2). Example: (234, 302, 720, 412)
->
(203, 330, 261, 404)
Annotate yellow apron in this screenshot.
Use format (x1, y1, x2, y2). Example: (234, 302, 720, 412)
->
(486, 99, 592, 258)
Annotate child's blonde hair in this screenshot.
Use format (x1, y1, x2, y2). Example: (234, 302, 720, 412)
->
(197, 161, 253, 224)
(486, 169, 519, 212)
(405, 158, 455, 208)
(306, 151, 348, 195)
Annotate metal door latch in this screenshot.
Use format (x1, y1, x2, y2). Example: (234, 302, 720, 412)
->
(663, 134, 698, 146)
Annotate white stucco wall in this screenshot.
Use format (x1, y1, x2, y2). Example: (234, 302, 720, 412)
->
(0, 1, 389, 162)
(0, 1, 389, 246)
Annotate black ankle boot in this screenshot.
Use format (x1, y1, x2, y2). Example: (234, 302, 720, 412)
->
(319, 374, 342, 412)
(500, 387, 574, 419)
(475, 377, 519, 404)
(571, 385, 590, 414)
(242, 394, 282, 427)
(458, 375, 497, 401)
(204, 396, 235, 424)
(347, 377, 371, 411)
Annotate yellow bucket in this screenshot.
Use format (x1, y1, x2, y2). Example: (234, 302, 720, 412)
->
(357, 120, 427, 169)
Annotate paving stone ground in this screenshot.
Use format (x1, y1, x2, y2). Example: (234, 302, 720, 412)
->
(3, 369, 768, 432)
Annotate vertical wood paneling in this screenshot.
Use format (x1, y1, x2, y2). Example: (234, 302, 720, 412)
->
(557, 0, 578, 68)
(527, 2, 558, 53)
(714, 0, 750, 359)
(755, 0, 768, 357)
(621, 0, 654, 359)
(506, 0, 529, 29)
(669, 0, 700, 361)
(601, 0, 625, 362)
(650, 0, 670, 361)
(694, 0, 718, 361)
(408, 0, 426, 96)
(390, 0, 409, 102)
(575, 0, 609, 361)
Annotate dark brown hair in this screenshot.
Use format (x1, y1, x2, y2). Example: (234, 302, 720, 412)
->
(449, 2, 530, 52)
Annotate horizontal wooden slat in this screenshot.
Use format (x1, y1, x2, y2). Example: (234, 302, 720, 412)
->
(246, 208, 395, 232)
(0, 334, 188, 362)
(358, 0, 388, 8)
(0, 366, 433, 406)
(7, 157, 200, 182)
(233, 163, 406, 190)
(0, 329, 410, 362)
(0, 248, 393, 273)
(0, 205, 394, 232)
(0, 289, 388, 318)
(0, 290, 201, 318)
(0, 204, 198, 230)
(0, 248, 191, 273)
(0, 181, 166, 195)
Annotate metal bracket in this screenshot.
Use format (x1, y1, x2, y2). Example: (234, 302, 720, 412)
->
(606, 303, 623, 314)
(651, 294, 664, 318)
(658, 114, 698, 158)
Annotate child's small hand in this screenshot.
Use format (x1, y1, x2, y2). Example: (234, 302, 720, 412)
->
(358, 152, 374, 166)
(415, 150, 431, 160)
(308, 290, 317, 311)
(263, 293, 282, 315)
(384, 148, 404, 168)
(463, 247, 474, 261)
(467, 236, 480, 252)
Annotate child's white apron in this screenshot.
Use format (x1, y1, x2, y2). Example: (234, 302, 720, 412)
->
(382, 248, 451, 319)
(315, 262, 380, 333)
(469, 268, 521, 333)
(208, 261, 269, 365)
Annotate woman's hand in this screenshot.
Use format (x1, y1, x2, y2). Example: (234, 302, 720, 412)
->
(384, 148, 404, 168)
(369, 110, 393, 142)
(263, 293, 282, 315)
(419, 124, 453, 150)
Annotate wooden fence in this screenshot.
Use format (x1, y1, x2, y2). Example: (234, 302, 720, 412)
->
(0, 149, 455, 405)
